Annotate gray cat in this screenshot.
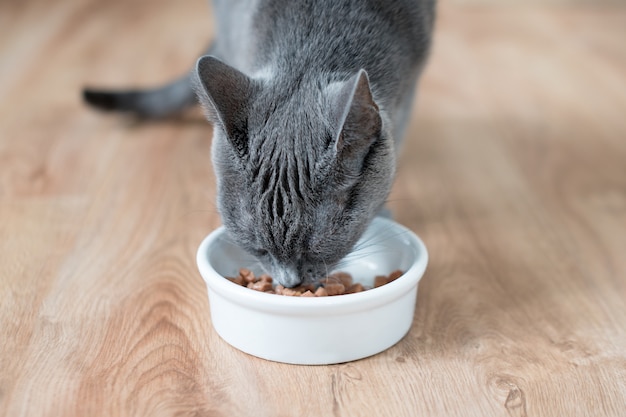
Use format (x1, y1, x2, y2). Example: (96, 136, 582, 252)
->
(84, 0, 435, 287)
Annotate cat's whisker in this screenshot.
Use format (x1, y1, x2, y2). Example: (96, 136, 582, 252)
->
(321, 258, 330, 285)
(351, 227, 411, 253)
(335, 251, 388, 268)
(335, 227, 411, 269)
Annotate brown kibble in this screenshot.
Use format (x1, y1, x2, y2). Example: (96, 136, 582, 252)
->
(323, 282, 345, 296)
(346, 283, 365, 294)
(292, 284, 315, 293)
(281, 287, 300, 296)
(388, 269, 403, 282)
(374, 275, 388, 288)
(326, 272, 353, 287)
(227, 269, 403, 297)
(239, 268, 256, 283)
(227, 276, 245, 286)
(247, 280, 273, 292)
(314, 287, 328, 297)
(258, 274, 273, 283)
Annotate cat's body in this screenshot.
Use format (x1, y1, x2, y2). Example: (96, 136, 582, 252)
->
(84, 0, 435, 287)
(209, 0, 434, 141)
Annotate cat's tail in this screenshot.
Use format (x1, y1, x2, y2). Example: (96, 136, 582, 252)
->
(82, 72, 197, 118)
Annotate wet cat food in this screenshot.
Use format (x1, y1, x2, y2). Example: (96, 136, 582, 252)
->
(227, 268, 404, 296)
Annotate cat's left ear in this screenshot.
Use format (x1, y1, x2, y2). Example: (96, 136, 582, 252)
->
(330, 70, 381, 163)
(195, 56, 254, 157)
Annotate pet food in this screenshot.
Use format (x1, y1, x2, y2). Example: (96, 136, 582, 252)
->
(227, 268, 403, 297)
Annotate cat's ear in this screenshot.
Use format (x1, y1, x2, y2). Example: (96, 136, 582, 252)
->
(195, 56, 254, 157)
(331, 70, 381, 163)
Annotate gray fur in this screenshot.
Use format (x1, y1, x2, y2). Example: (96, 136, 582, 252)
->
(84, 0, 435, 286)
(195, 0, 435, 286)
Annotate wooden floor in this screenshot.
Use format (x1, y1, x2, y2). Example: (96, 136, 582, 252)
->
(1, 0, 625, 416)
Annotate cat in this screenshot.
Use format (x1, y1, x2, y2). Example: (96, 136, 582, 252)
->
(83, 0, 436, 287)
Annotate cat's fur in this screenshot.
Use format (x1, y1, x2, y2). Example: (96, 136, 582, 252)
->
(84, 0, 436, 287)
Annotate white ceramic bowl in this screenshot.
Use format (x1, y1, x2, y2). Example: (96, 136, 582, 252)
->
(196, 217, 428, 365)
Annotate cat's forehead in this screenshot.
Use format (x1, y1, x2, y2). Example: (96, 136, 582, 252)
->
(249, 81, 330, 135)
(247, 99, 331, 159)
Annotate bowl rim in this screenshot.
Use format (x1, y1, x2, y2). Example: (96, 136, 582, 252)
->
(196, 217, 428, 315)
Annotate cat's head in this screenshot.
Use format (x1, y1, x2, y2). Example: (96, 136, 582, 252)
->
(194, 56, 395, 287)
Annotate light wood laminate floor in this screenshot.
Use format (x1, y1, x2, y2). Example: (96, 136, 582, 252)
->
(1, 0, 625, 416)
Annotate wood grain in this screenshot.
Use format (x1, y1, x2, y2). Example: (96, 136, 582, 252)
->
(1, 0, 625, 416)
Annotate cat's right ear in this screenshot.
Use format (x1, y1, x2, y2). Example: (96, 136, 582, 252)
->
(195, 56, 254, 157)
(328, 70, 382, 174)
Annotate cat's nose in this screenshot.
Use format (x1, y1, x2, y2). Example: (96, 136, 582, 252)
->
(298, 263, 325, 284)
